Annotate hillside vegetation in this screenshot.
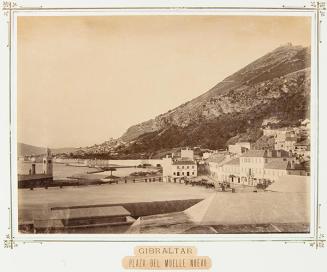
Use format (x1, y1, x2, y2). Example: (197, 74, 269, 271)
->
(72, 44, 311, 159)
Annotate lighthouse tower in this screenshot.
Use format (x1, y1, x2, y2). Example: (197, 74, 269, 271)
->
(43, 148, 53, 176)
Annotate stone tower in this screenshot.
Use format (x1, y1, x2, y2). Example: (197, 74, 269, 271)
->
(43, 148, 53, 176)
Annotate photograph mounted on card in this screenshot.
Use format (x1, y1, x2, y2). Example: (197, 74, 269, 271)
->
(9, 6, 318, 241)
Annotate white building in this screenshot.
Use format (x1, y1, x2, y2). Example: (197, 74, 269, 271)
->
(162, 151, 197, 182)
(202, 152, 212, 160)
(207, 153, 229, 181)
(240, 150, 266, 185)
(264, 160, 289, 182)
(162, 156, 173, 182)
(171, 160, 197, 182)
(181, 148, 194, 160)
(275, 136, 297, 152)
(222, 158, 240, 184)
(228, 142, 251, 155)
(208, 149, 291, 186)
(263, 128, 277, 137)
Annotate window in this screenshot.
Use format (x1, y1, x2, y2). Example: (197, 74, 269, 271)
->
(182, 166, 184, 169)
(177, 166, 180, 169)
(187, 166, 189, 169)
(173, 172, 176, 175)
(182, 172, 184, 175)
(177, 172, 180, 176)
(192, 172, 194, 175)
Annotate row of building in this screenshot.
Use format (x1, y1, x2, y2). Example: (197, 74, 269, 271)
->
(262, 119, 311, 158)
(162, 133, 310, 187)
(208, 149, 309, 187)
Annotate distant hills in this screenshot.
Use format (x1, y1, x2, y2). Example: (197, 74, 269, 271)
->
(18, 143, 78, 156)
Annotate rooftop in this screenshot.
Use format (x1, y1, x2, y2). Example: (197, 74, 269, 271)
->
(241, 150, 266, 158)
(129, 191, 310, 233)
(289, 162, 308, 171)
(224, 158, 240, 166)
(295, 139, 310, 146)
(207, 154, 226, 164)
(241, 149, 290, 158)
(264, 160, 289, 170)
(19, 183, 214, 224)
(172, 160, 196, 165)
(285, 137, 297, 142)
(35, 206, 131, 220)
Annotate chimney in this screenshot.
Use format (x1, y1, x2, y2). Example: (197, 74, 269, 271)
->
(31, 163, 36, 175)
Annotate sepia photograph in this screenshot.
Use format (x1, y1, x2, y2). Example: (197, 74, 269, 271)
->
(16, 14, 312, 235)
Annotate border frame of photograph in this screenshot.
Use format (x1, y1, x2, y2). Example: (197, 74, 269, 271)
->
(2, 0, 325, 249)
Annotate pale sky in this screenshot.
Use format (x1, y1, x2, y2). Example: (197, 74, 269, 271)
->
(17, 15, 311, 148)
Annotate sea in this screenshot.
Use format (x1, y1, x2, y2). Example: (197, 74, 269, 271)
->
(17, 161, 158, 180)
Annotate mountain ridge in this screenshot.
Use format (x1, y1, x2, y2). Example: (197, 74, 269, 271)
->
(62, 43, 311, 159)
(120, 44, 310, 145)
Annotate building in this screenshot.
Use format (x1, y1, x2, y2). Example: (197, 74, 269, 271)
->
(171, 160, 197, 182)
(222, 158, 240, 184)
(240, 150, 266, 185)
(162, 155, 173, 182)
(240, 150, 291, 185)
(18, 148, 54, 188)
(264, 160, 289, 182)
(207, 153, 229, 181)
(263, 128, 277, 137)
(287, 160, 309, 176)
(275, 128, 293, 142)
(294, 139, 310, 158)
(180, 148, 194, 160)
(208, 149, 293, 186)
(228, 142, 251, 155)
(162, 149, 198, 182)
(275, 136, 297, 152)
(202, 152, 213, 160)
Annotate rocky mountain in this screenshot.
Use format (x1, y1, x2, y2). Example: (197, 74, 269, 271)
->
(116, 44, 310, 156)
(70, 44, 310, 159)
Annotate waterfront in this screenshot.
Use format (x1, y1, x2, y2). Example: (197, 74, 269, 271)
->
(18, 161, 158, 180)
